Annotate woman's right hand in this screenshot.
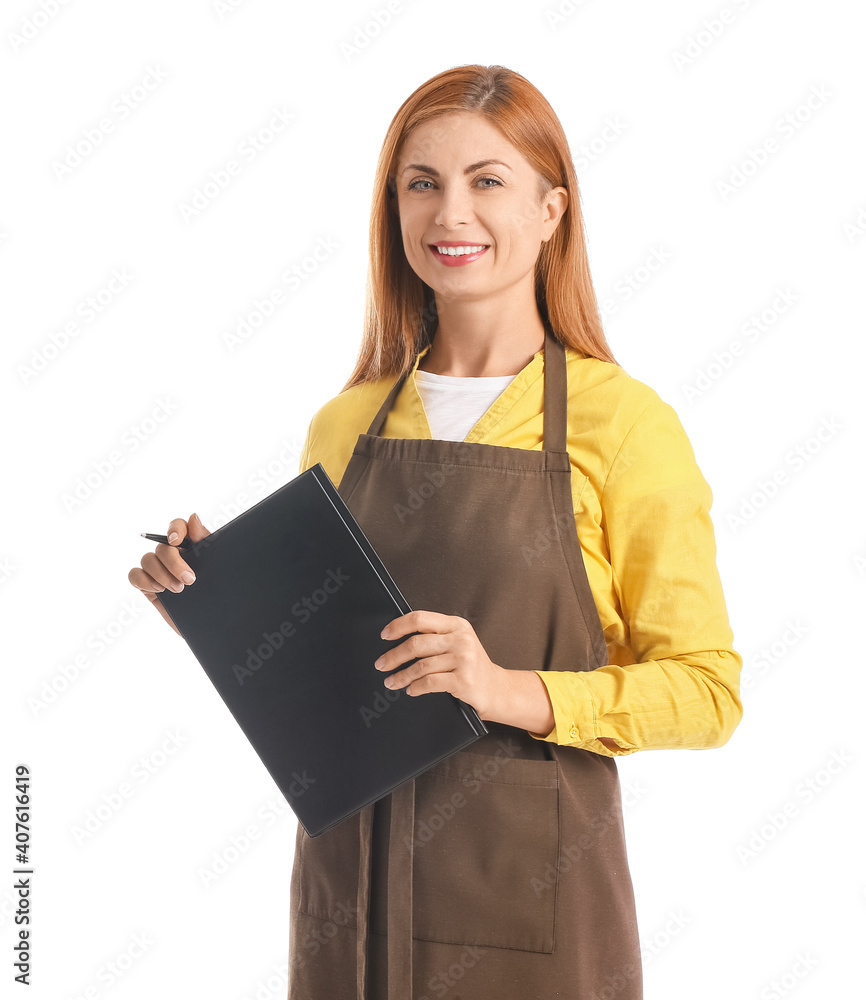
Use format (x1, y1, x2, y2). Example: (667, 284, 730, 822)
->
(128, 513, 210, 636)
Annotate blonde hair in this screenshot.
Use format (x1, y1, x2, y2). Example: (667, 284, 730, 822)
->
(341, 63, 617, 392)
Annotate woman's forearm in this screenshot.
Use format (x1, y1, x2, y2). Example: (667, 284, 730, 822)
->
(484, 666, 628, 752)
(484, 667, 556, 736)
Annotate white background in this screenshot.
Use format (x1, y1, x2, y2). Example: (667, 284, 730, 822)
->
(3, 1, 865, 998)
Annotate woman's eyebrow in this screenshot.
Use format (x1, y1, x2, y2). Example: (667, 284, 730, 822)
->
(400, 159, 512, 176)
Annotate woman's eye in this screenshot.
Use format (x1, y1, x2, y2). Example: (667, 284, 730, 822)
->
(406, 176, 502, 191)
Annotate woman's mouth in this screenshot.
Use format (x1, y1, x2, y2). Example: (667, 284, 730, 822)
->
(429, 243, 490, 266)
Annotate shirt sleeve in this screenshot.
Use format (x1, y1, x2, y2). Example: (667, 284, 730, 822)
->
(528, 397, 743, 757)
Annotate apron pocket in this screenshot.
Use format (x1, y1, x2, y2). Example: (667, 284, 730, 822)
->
(410, 748, 560, 953)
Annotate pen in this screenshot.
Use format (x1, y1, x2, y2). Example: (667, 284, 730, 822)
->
(140, 532, 194, 550)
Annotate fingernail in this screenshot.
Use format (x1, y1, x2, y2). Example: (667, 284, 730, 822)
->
(380, 627, 390, 638)
(168, 531, 179, 543)
(181, 571, 195, 584)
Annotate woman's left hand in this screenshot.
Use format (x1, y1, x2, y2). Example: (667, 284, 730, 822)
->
(374, 610, 504, 720)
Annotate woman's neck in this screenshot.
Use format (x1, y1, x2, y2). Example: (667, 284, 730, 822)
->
(419, 301, 547, 377)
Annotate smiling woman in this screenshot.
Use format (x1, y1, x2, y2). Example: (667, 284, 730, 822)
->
(128, 61, 742, 1000)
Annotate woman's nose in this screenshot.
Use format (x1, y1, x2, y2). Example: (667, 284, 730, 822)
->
(434, 183, 474, 230)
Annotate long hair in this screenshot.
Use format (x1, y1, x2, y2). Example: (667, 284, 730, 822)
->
(340, 64, 617, 392)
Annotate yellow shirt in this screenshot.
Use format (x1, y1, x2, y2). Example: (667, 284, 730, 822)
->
(298, 342, 743, 758)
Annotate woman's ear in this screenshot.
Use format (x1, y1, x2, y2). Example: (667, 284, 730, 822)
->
(541, 186, 568, 242)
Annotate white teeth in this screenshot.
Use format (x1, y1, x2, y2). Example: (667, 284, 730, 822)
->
(435, 245, 487, 256)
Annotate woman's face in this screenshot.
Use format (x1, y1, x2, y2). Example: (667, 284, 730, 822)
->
(393, 111, 567, 309)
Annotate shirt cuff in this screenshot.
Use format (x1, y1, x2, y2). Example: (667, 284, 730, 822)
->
(527, 669, 588, 744)
(527, 669, 639, 757)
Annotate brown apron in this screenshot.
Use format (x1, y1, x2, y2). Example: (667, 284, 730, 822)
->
(288, 328, 642, 1000)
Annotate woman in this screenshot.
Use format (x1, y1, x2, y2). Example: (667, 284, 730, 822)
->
(130, 64, 742, 1000)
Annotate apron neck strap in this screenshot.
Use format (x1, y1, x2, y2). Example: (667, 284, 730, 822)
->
(365, 359, 411, 437)
(364, 326, 568, 453)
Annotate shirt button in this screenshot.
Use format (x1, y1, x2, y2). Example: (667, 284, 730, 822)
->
(569, 725, 579, 738)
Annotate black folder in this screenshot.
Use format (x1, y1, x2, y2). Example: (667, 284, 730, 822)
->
(158, 463, 487, 837)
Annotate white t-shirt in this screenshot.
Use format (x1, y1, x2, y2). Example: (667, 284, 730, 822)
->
(414, 369, 517, 442)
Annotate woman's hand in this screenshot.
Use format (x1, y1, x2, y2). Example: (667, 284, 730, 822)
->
(128, 513, 210, 636)
(374, 610, 506, 720)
